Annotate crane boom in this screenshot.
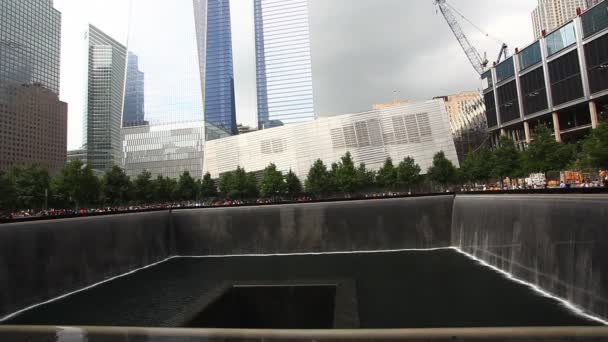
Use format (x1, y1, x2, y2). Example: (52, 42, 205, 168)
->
(434, 0, 488, 75)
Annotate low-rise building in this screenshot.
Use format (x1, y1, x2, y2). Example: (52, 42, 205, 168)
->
(484, 0, 608, 147)
(203, 100, 459, 180)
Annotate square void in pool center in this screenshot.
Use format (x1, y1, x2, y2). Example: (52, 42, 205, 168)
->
(174, 279, 359, 329)
(184, 285, 335, 329)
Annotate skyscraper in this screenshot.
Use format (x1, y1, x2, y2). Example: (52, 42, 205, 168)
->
(0, 0, 66, 174)
(121, 0, 232, 179)
(83, 24, 126, 172)
(203, 0, 237, 135)
(254, 0, 316, 129)
(532, 0, 588, 38)
(122, 52, 146, 128)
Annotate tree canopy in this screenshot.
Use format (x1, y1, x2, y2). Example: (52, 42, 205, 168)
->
(259, 163, 286, 197)
(52, 160, 100, 208)
(305, 159, 331, 195)
(427, 151, 458, 187)
(521, 125, 575, 174)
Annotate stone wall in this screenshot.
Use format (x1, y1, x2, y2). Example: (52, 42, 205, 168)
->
(0, 211, 172, 319)
(172, 196, 454, 256)
(452, 194, 608, 320)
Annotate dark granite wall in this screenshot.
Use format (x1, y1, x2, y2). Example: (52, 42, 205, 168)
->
(0, 211, 172, 319)
(452, 194, 608, 320)
(171, 196, 454, 256)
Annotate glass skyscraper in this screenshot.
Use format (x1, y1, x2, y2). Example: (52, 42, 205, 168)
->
(0, 0, 66, 174)
(204, 0, 237, 135)
(83, 24, 127, 172)
(123, 0, 236, 133)
(121, 0, 234, 179)
(122, 52, 146, 128)
(254, 0, 316, 129)
(0, 0, 61, 94)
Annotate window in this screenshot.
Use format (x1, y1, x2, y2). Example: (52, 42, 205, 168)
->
(546, 22, 577, 56)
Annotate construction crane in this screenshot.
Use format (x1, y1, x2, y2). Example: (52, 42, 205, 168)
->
(434, 0, 508, 76)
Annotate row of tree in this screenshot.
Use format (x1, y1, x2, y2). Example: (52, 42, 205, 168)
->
(2, 122, 605, 211)
(0, 150, 459, 211)
(460, 123, 608, 184)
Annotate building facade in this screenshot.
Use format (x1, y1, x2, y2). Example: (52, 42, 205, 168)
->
(434, 92, 488, 163)
(203, 100, 458, 180)
(122, 121, 229, 179)
(484, 0, 608, 147)
(532, 0, 588, 39)
(83, 25, 126, 173)
(121, 0, 234, 178)
(0, 84, 67, 174)
(0, 0, 66, 174)
(122, 52, 146, 128)
(203, 0, 237, 135)
(254, 0, 316, 129)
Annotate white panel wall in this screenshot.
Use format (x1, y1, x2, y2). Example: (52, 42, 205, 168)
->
(203, 100, 459, 179)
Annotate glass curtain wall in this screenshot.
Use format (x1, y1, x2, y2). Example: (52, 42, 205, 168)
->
(254, 0, 316, 129)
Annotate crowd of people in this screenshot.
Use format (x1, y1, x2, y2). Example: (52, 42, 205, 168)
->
(1, 179, 606, 222)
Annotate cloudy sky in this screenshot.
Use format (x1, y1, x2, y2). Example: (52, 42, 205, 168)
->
(53, 0, 537, 150)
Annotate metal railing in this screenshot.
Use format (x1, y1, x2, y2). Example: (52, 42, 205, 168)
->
(1, 326, 608, 341)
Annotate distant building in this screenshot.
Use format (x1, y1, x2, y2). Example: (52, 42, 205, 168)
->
(82, 25, 127, 173)
(121, 121, 229, 179)
(434, 91, 488, 163)
(373, 100, 410, 110)
(586, 0, 603, 7)
(67, 149, 87, 163)
(0, 0, 65, 174)
(122, 52, 146, 128)
(532, 0, 587, 38)
(254, 0, 316, 129)
(204, 100, 459, 180)
(236, 124, 258, 135)
(0, 84, 67, 174)
(484, 2, 608, 147)
(202, 0, 238, 135)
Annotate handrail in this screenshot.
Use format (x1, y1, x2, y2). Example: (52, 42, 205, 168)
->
(1, 326, 608, 340)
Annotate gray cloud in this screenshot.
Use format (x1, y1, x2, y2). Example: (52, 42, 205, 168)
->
(309, 0, 536, 117)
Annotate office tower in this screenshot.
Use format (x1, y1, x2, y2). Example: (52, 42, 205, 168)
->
(254, 0, 316, 129)
(121, 0, 232, 179)
(203, 0, 237, 135)
(532, 0, 587, 38)
(0, 0, 66, 174)
(83, 24, 126, 173)
(122, 52, 146, 127)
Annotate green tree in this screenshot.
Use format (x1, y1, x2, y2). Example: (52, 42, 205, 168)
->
(334, 152, 359, 193)
(219, 167, 258, 199)
(259, 163, 286, 198)
(285, 170, 303, 197)
(356, 163, 375, 189)
(427, 151, 458, 189)
(245, 172, 260, 199)
(522, 126, 576, 174)
(305, 159, 331, 195)
(152, 175, 177, 203)
(9, 164, 51, 209)
(176, 171, 198, 201)
(0, 171, 15, 211)
(396, 157, 421, 190)
(492, 136, 521, 183)
(133, 170, 154, 204)
(52, 160, 100, 208)
(579, 121, 608, 169)
(199, 172, 218, 199)
(102, 166, 131, 206)
(460, 148, 494, 184)
(377, 157, 397, 189)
